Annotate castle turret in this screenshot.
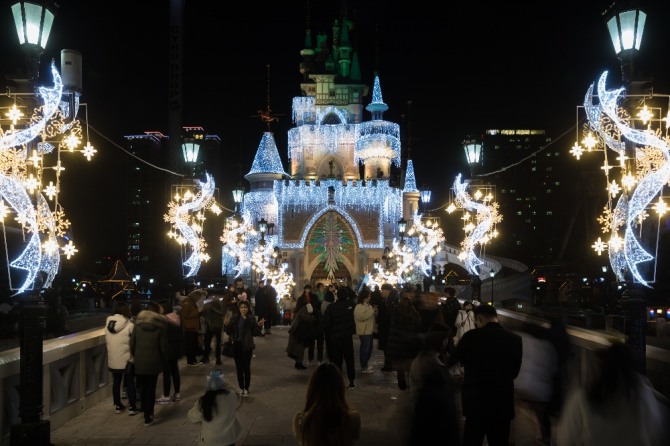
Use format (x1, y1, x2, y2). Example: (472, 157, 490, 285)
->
(403, 159, 420, 219)
(355, 74, 400, 180)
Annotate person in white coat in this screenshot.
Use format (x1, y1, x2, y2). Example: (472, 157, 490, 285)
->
(188, 370, 244, 446)
(453, 300, 476, 345)
(354, 287, 377, 374)
(105, 302, 137, 415)
(513, 323, 559, 445)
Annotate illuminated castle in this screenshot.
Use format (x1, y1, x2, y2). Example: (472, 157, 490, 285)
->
(228, 16, 423, 288)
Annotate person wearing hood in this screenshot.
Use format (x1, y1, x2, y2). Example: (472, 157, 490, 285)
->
(130, 302, 168, 426)
(105, 302, 138, 415)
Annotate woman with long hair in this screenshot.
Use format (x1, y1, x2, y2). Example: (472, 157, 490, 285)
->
(292, 362, 361, 446)
(187, 370, 244, 446)
(223, 300, 265, 396)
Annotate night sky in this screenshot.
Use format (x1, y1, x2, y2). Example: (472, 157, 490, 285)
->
(1, 0, 670, 274)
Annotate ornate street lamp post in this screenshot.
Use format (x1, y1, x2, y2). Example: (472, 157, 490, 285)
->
(9, 2, 57, 445)
(604, 1, 648, 372)
(419, 186, 431, 214)
(181, 127, 204, 178)
(463, 137, 483, 179)
(490, 269, 497, 306)
(398, 217, 407, 247)
(232, 184, 244, 215)
(11, 0, 55, 82)
(258, 217, 268, 246)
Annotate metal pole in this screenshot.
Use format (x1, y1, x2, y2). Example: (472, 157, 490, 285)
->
(621, 282, 647, 373)
(10, 293, 51, 446)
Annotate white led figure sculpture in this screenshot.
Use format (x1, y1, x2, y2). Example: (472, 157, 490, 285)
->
(0, 62, 93, 295)
(164, 173, 216, 278)
(581, 71, 670, 286)
(220, 211, 257, 278)
(367, 213, 444, 289)
(453, 174, 502, 276)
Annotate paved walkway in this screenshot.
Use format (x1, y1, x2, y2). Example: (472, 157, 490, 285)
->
(50, 324, 541, 446)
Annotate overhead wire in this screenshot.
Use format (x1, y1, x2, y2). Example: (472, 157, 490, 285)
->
(426, 120, 583, 214)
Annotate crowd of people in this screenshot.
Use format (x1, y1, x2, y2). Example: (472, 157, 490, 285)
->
(104, 278, 670, 445)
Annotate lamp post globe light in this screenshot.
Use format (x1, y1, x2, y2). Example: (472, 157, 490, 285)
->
(398, 217, 407, 246)
(605, 4, 646, 86)
(463, 137, 483, 178)
(419, 186, 431, 214)
(232, 184, 245, 214)
(11, 0, 56, 82)
(606, 2, 648, 372)
(490, 269, 497, 306)
(570, 2, 653, 371)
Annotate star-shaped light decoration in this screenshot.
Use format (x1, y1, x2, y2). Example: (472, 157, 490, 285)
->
(608, 180, 621, 198)
(63, 133, 80, 151)
(636, 104, 653, 125)
(582, 132, 598, 151)
(592, 237, 607, 255)
(43, 181, 58, 200)
(61, 240, 78, 259)
(82, 141, 97, 161)
(42, 239, 59, 254)
(6, 103, 24, 125)
(621, 173, 636, 190)
(570, 142, 584, 159)
(25, 174, 40, 194)
(29, 149, 41, 166)
(653, 198, 668, 216)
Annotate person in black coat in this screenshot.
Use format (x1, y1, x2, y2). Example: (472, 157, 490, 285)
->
(374, 283, 399, 372)
(223, 300, 265, 396)
(158, 301, 184, 403)
(322, 288, 357, 389)
(447, 304, 523, 446)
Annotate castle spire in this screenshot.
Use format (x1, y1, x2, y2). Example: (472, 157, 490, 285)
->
(365, 74, 388, 120)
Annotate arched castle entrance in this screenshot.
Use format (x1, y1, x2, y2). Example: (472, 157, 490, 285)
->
(302, 210, 357, 285)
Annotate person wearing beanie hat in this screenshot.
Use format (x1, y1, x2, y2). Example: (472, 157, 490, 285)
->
(188, 369, 244, 445)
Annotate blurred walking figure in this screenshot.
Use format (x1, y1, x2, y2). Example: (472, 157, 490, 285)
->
(292, 362, 361, 446)
(182, 289, 205, 365)
(556, 342, 670, 446)
(513, 323, 559, 445)
(386, 293, 422, 390)
(202, 293, 224, 364)
(409, 326, 460, 445)
(447, 304, 522, 446)
(375, 283, 399, 372)
(187, 370, 244, 446)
